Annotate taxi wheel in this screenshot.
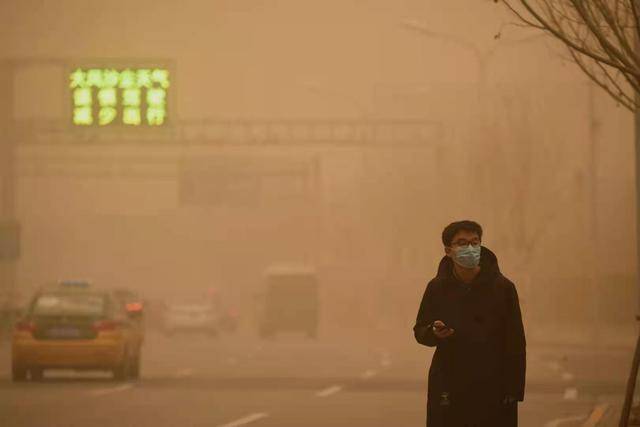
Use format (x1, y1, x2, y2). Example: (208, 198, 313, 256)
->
(12, 365, 27, 382)
(113, 363, 128, 381)
(113, 354, 130, 381)
(129, 355, 141, 380)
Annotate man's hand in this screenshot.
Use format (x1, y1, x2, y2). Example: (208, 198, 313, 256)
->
(432, 320, 454, 339)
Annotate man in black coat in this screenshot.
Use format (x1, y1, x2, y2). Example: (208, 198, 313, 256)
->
(414, 220, 526, 427)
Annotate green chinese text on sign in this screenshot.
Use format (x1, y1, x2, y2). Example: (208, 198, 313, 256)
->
(69, 68, 170, 126)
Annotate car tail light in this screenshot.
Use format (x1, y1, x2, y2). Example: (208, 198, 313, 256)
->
(15, 320, 36, 333)
(92, 320, 120, 331)
(125, 302, 143, 313)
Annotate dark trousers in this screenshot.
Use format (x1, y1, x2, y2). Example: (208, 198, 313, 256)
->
(427, 398, 518, 427)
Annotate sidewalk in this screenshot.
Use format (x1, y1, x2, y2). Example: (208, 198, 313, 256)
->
(598, 401, 622, 426)
(527, 322, 637, 349)
(524, 323, 635, 427)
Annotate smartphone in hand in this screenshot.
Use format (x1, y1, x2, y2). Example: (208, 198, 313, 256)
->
(434, 322, 451, 331)
(432, 321, 454, 337)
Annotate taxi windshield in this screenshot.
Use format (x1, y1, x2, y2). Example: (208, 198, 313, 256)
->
(32, 293, 106, 316)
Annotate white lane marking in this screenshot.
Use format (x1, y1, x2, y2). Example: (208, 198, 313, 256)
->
(316, 385, 343, 397)
(582, 403, 610, 427)
(380, 351, 392, 368)
(217, 413, 269, 427)
(361, 369, 377, 380)
(546, 361, 562, 372)
(90, 384, 133, 396)
(561, 372, 574, 381)
(563, 387, 579, 400)
(175, 368, 194, 378)
(544, 415, 586, 427)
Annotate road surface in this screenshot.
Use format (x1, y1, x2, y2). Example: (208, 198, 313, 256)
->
(0, 327, 630, 426)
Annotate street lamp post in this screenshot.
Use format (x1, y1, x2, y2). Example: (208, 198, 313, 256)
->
(620, 98, 640, 426)
(0, 61, 18, 333)
(400, 21, 601, 335)
(400, 20, 546, 99)
(400, 20, 498, 226)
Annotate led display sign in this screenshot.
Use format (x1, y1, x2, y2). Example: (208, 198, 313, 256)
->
(69, 68, 170, 126)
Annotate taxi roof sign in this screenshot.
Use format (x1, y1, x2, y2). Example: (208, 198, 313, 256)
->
(58, 280, 91, 289)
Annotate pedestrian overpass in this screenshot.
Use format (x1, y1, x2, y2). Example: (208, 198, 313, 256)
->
(15, 118, 444, 147)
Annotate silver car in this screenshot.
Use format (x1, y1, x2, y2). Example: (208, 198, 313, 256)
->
(162, 303, 218, 337)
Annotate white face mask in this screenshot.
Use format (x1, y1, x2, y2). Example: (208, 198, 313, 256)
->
(452, 244, 481, 269)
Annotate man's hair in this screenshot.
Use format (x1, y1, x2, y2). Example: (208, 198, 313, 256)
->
(441, 220, 483, 247)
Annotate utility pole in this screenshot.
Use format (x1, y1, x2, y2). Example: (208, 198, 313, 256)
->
(620, 93, 640, 427)
(0, 64, 16, 216)
(0, 61, 18, 329)
(619, 28, 640, 425)
(587, 82, 601, 344)
(636, 98, 640, 315)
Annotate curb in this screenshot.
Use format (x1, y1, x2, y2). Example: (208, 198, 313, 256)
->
(583, 403, 611, 427)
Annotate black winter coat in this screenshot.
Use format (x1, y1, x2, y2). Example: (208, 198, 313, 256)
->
(414, 247, 526, 427)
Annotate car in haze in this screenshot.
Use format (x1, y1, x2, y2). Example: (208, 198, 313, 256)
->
(0, 291, 23, 337)
(11, 281, 143, 381)
(162, 302, 219, 337)
(257, 265, 319, 339)
(206, 288, 240, 334)
(218, 307, 239, 333)
(112, 288, 145, 317)
(112, 287, 146, 339)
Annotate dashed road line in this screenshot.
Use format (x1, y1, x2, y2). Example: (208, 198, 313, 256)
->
(582, 403, 610, 427)
(217, 412, 269, 427)
(561, 372, 574, 381)
(380, 352, 392, 368)
(546, 361, 562, 372)
(89, 384, 134, 396)
(174, 368, 194, 378)
(544, 415, 586, 427)
(316, 385, 343, 397)
(563, 387, 579, 401)
(361, 369, 377, 380)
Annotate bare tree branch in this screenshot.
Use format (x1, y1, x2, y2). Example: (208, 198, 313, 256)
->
(629, 0, 640, 48)
(500, 0, 548, 29)
(596, 62, 638, 107)
(500, 0, 640, 111)
(571, 1, 636, 71)
(569, 44, 636, 110)
(593, 0, 637, 67)
(524, 1, 636, 72)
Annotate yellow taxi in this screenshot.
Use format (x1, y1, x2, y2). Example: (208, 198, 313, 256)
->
(12, 281, 143, 382)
